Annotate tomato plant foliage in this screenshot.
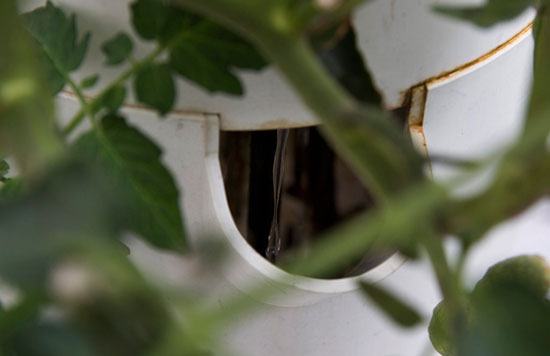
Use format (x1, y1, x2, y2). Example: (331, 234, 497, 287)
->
(1, 0, 550, 355)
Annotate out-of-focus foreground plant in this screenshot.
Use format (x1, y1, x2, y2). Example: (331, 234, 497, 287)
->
(1, 0, 550, 355)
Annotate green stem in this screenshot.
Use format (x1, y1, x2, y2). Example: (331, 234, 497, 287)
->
(454, 246, 469, 288)
(63, 68, 94, 121)
(260, 36, 423, 200)
(173, 0, 423, 202)
(38, 41, 98, 131)
(62, 22, 204, 137)
(422, 228, 458, 301)
(62, 45, 164, 137)
(62, 109, 86, 136)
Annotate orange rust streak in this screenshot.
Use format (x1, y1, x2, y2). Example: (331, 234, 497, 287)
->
(407, 84, 428, 126)
(409, 124, 433, 176)
(421, 21, 534, 88)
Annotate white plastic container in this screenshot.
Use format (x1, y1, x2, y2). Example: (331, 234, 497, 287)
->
(20, 1, 550, 355)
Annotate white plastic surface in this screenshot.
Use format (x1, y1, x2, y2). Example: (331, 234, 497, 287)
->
(21, 0, 535, 129)
(356, 0, 534, 108)
(423, 29, 534, 196)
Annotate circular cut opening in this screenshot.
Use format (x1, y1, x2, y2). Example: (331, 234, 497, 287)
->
(217, 22, 412, 281)
(219, 126, 399, 279)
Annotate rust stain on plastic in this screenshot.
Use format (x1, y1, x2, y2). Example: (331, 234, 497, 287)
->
(404, 21, 533, 176)
(420, 21, 533, 89)
(408, 124, 432, 175)
(407, 84, 428, 127)
(397, 20, 534, 108)
(407, 85, 432, 174)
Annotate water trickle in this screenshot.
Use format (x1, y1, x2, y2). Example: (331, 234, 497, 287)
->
(266, 129, 289, 262)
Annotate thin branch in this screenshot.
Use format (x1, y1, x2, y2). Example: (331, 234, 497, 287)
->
(62, 45, 164, 136)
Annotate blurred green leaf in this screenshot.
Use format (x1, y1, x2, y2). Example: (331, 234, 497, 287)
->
(0, 160, 9, 179)
(0, 178, 24, 201)
(460, 281, 550, 356)
(169, 20, 266, 95)
(473, 255, 550, 299)
(55, 248, 173, 356)
(429, 300, 458, 356)
(102, 33, 134, 66)
(358, 281, 422, 327)
(0, 297, 45, 354)
(433, 0, 535, 27)
(429, 256, 550, 356)
(74, 115, 186, 250)
(6, 320, 98, 356)
(0, 161, 126, 290)
(1, 248, 173, 356)
(80, 74, 99, 89)
(21, 1, 90, 94)
(134, 63, 175, 115)
(100, 85, 127, 113)
(131, 0, 171, 40)
(0, 0, 64, 176)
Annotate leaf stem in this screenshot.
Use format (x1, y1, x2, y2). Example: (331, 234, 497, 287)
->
(62, 24, 201, 137)
(422, 228, 459, 301)
(62, 67, 94, 122)
(62, 45, 164, 137)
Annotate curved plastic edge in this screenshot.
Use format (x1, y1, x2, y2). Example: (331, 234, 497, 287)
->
(203, 115, 406, 306)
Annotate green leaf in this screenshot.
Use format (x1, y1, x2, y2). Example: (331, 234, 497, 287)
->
(0, 178, 24, 201)
(21, 1, 90, 94)
(429, 300, 457, 356)
(80, 74, 99, 89)
(74, 115, 186, 250)
(460, 281, 550, 356)
(433, 0, 535, 27)
(100, 85, 126, 113)
(358, 281, 422, 327)
(0, 160, 9, 178)
(429, 257, 550, 356)
(169, 21, 266, 95)
(101, 32, 134, 66)
(130, 0, 171, 40)
(130, 0, 267, 95)
(134, 63, 175, 115)
(473, 255, 550, 299)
